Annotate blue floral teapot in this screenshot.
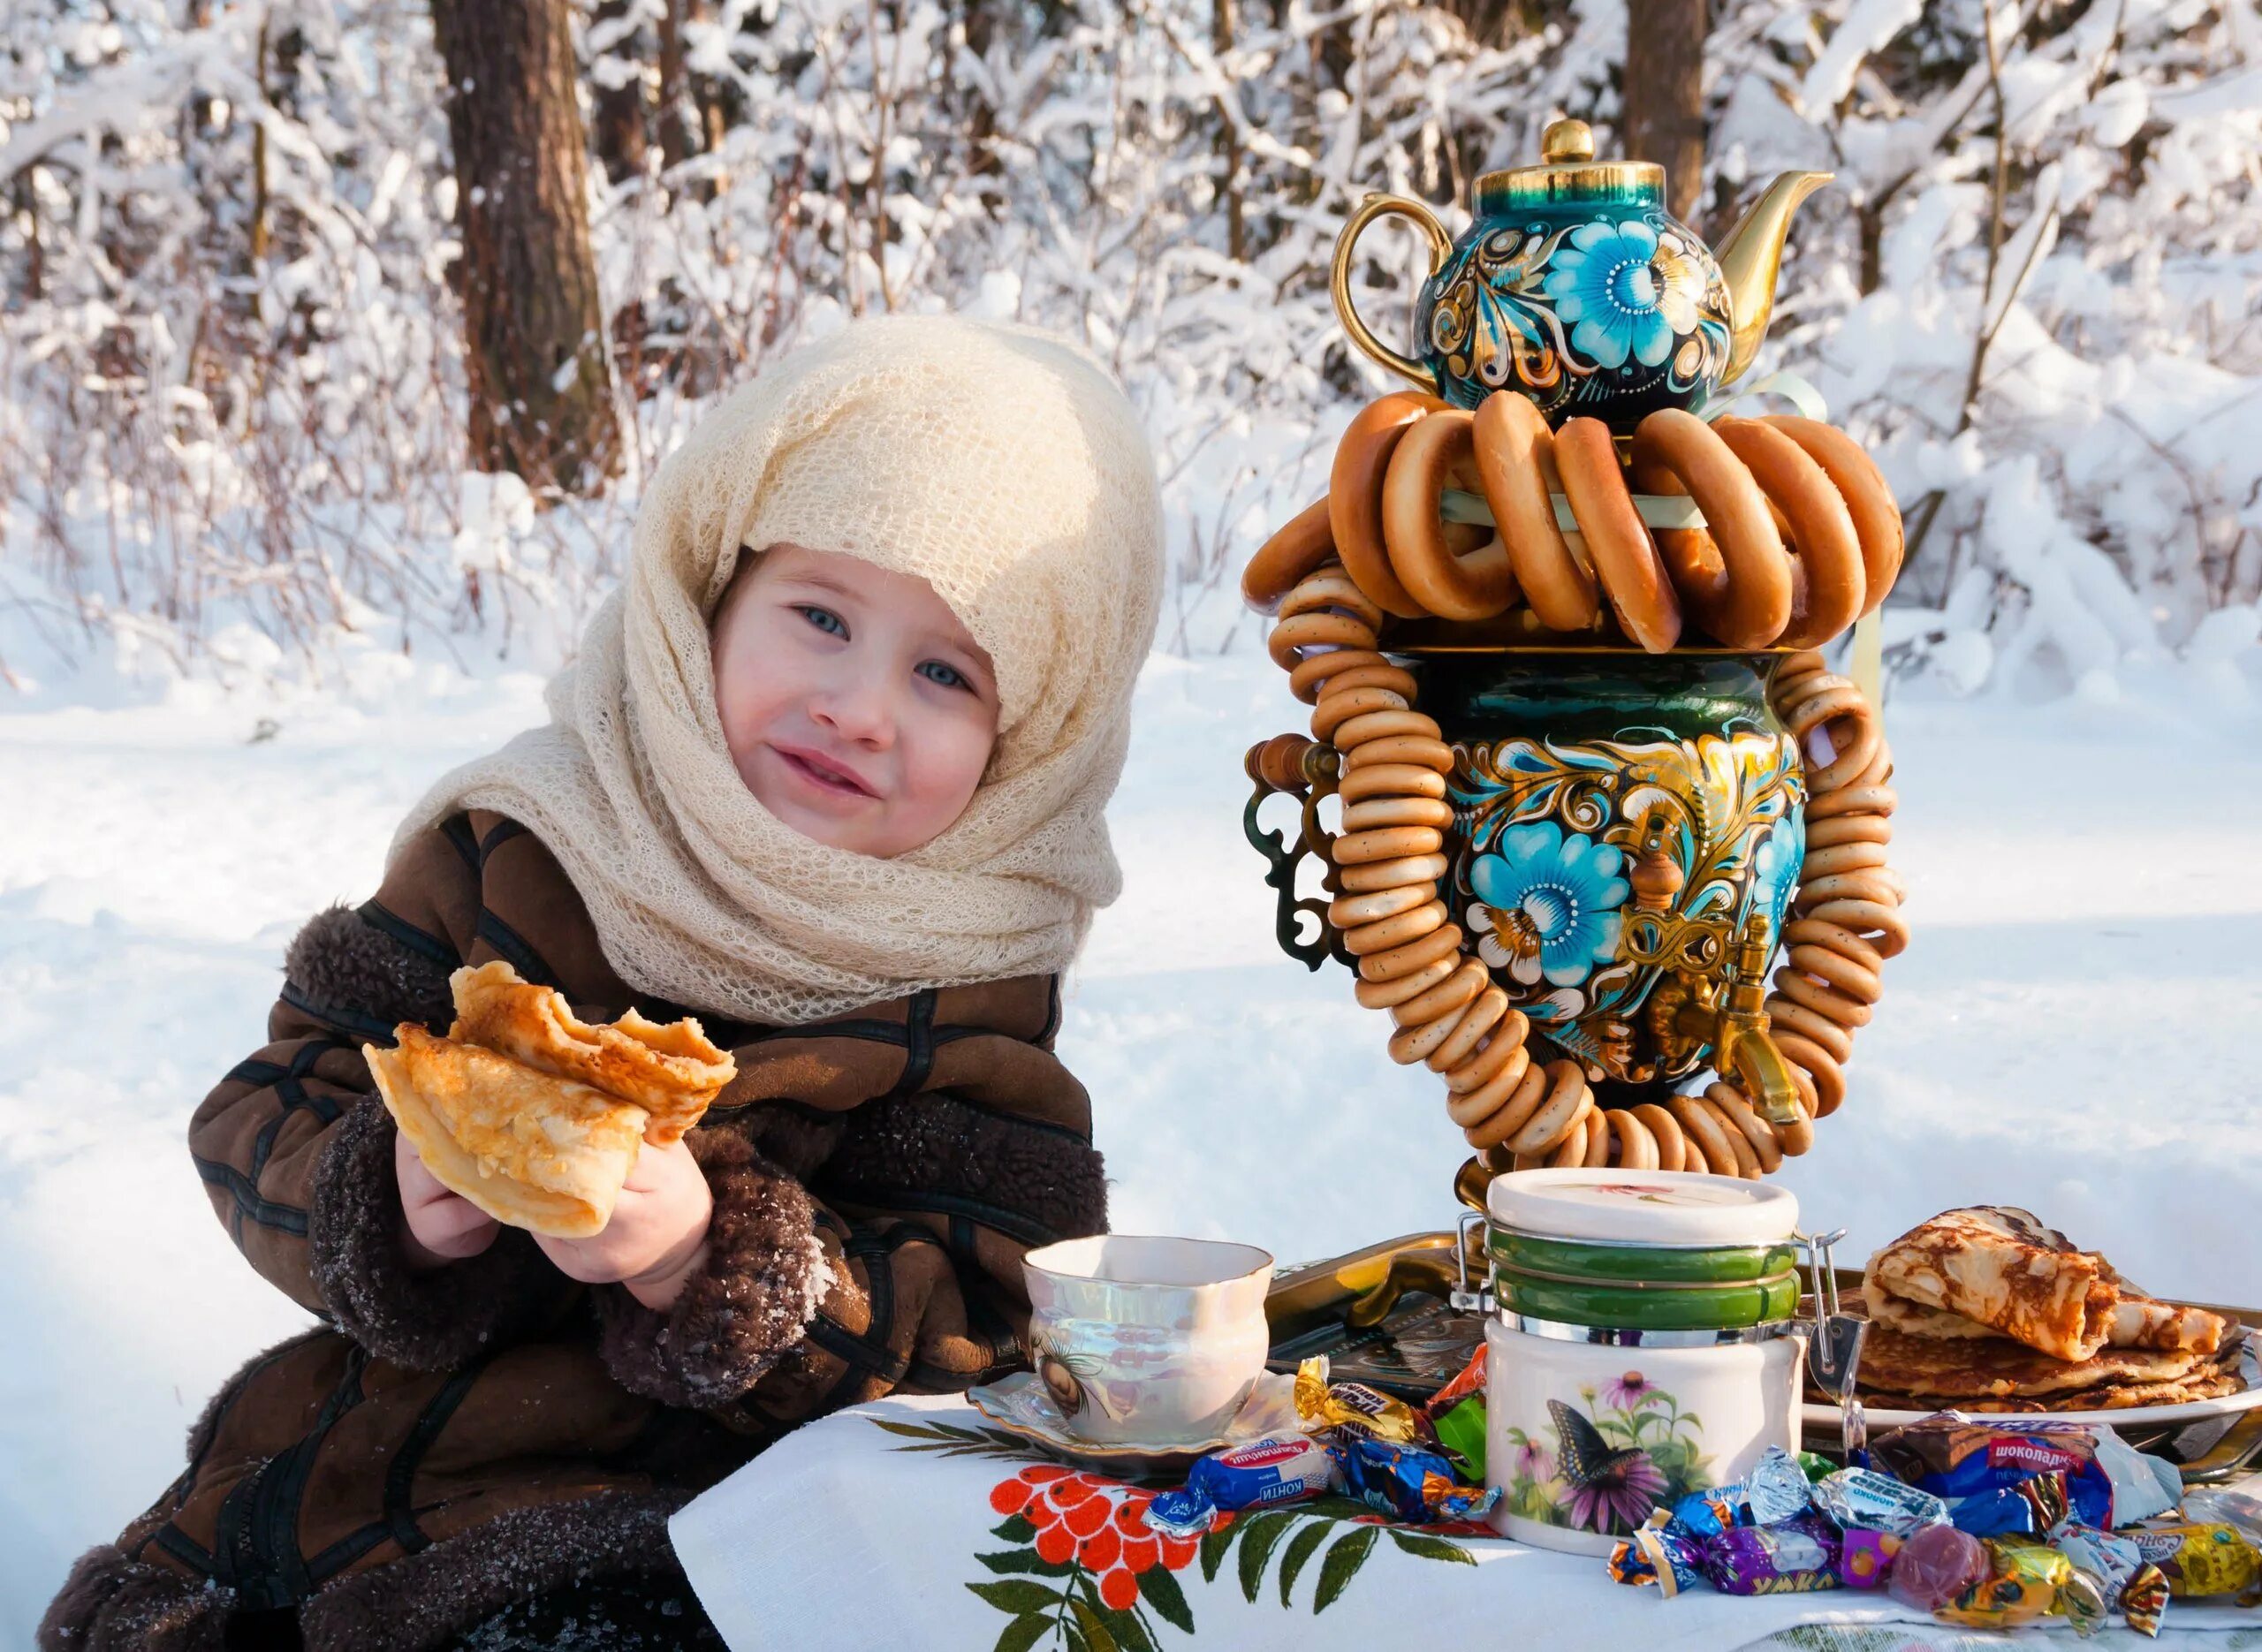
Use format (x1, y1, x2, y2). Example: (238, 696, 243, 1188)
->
(1330, 119, 1830, 428)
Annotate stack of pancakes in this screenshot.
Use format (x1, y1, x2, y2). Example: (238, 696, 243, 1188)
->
(364, 961, 736, 1238)
(1845, 1208, 2247, 1412)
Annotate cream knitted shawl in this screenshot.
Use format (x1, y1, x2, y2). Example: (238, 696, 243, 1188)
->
(389, 315, 1165, 1024)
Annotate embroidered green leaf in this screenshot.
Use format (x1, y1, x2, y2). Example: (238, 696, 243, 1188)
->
(992, 1515, 1038, 1544)
(1385, 1529, 1476, 1566)
(1198, 1518, 1239, 1583)
(1276, 1519, 1332, 1607)
(872, 1419, 959, 1442)
(1135, 1559, 1194, 1634)
(1312, 1526, 1380, 1614)
(1062, 1618, 1090, 1652)
(968, 1579, 1063, 1616)
(1234, 1509, 1299, 1603)
(977, 1547, 1071, 1578)
(1068, 1598, 1119, 1652)
(993, 1612, 1052, 1652)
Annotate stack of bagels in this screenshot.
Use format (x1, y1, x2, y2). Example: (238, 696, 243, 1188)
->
(1242, 390, 1908, 1178)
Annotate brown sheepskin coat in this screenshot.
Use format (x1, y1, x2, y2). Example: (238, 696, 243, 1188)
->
(42, 808, 1107, 1651)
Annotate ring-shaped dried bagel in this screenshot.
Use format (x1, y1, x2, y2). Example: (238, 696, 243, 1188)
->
(1804, 784, 1898, 822)
(1712, 417, 1865, 650)
(1786, 943, 1883, 1004)
(1704, 1083, 1783, 1175)
(1267, 611, 1377, 671)
(1772, 1087, 1817, 1157)
(1763, 415, 1905, 613)
(1331, 392, 1444, 618)
(1632, 409, 1793, 648)
(1695, 1093, 1761, 1178)
(1446, 1043, 1531, 1128)
(1463, 1062, 1549, 1149)
(1339, 764, 1449, 805)
(1767, 995, 1857, 1064)
(1338, 852, 1451, 893)
(1391, 957, 1489, 1028)
(1631, 1103, 1688, 1172)
(1341, 898, 1447, 956)
(1802, 814, 1892, 850)
(1332, 825, 1446, 867)
(1472, 390, 1601, 631)
(1278, 571, 1385, 632)
(1428, 986, 1508, 1072)
(1356, 921, 1463, 982)
(1799, 840, 1890, 879)
(1555, 417, 1682, 652)
(1241, 498, 1338, 614)
(1288, 647, 1389, 703)
(1331, 708, 1443, 749)
(1340, 796, 1454, 832)
(1604, 1106, 1659, 1171)
(1794, 868, 1902, 913)
(1445, 1010, 1530, 1092)
(1774, 1032, 1847, 1116)
(1507, 1060, 1589, 1156)
(1310, 661, 1419, 705)
(1803, 897, 1909, 960)
(1342, 734, 1455, 774)
(1355, 953, 1458, 1011)
(1773, 966, 1874, 1029)
(1331, 883, 1431, 928)
(1662, 1092, 1736, 1175)
(1583, 1107, 1613, 1167)
(1311, 686, 1410, 741)
(1380, 410, 1521, 619)
(1390, 999, 1473, 1065)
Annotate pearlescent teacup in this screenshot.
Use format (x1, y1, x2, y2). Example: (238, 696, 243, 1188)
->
(1022, 1235, 1275, 1445)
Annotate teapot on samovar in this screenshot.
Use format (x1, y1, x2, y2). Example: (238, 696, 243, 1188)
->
(1244, 118, 1901, 1283)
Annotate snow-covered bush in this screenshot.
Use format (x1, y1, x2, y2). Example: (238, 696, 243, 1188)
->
(2, 0, 2257, 700)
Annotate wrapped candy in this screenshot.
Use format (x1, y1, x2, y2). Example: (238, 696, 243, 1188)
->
(1294, 1356, 1436, 1447)
(2053, 1521, 2171, 1637)
(1142, 1435, 1340, 1539)
(1888, 1522, 1992, 1611)
(1424, 1345, 1487, 1417)
(1325, 1434, 1499, 1525)
(1871, 1417, 2179, 1532)
(1813, 1468, 1948, 1536)
(2124, 1522, 2262, 1601)
(1606, 1497, 1842, 1598)
(1933, 1539, 2088, 1630)
(1836, 1529, 1901, 1590)
(1945, 1470, 2072, 1539)
(1431, 1397, 1486, 1481)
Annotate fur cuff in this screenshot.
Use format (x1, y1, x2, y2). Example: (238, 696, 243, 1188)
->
(825, 1093, 1107, 1244)
(285, 904, 455, 1034)
(38, 1546, 231, 1652)
(596, 1131, 824, 1408)
(307, 1095, 573, 1370)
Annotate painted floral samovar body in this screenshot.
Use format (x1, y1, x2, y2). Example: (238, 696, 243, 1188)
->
(1420, 651, 1805, 1115)
(1331, 118, 1830, 427)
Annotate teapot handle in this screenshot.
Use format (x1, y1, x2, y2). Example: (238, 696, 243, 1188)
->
(1330, 192, 1453, 392)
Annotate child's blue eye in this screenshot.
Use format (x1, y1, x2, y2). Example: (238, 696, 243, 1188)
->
(796, 605, 847, 639)
(918, 661, 969, 691)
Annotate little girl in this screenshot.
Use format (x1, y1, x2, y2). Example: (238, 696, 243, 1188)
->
(42, 317, 1164, 1652)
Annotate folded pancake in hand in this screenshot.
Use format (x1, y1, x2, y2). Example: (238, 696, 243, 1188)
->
(445, 960, 735, 1145)
(1863, 1207, 2228, 1361)
(366, 1026, 648, 1238)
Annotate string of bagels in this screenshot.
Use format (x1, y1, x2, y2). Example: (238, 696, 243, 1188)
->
(1241, 382, 1907, 1178)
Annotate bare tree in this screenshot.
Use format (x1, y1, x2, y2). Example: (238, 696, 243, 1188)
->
(590, 0, 649, 184)
(1622, 0, 1708, 218)
(429, 0, 618, 489)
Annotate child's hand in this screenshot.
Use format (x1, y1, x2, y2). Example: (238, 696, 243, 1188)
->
(396, 1129, 500, 1269)
(532, 1136, 713, 1312)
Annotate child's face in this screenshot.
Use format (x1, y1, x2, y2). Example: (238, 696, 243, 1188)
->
(711, 543, 1000, 857)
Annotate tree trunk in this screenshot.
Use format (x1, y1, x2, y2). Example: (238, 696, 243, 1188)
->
(1623, 0, 1709, 220)
(590, 0, 649, 184)
(657, 0, 691, 171)
(430, 0, 618, 490)
(1214, 0, 1244, 261)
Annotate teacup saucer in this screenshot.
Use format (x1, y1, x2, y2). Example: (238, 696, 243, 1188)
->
(966, 1370, 1301, 1474)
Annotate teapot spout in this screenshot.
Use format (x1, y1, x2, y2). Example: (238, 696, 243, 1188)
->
(1715, 171, 1833, 389)
(1716, 910, 1804, 1127)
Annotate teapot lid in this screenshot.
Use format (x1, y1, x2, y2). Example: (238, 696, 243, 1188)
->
(1477, 118, 1665, 213)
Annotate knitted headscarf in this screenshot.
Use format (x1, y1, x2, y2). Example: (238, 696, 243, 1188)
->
(390, 315, 1165, 1024)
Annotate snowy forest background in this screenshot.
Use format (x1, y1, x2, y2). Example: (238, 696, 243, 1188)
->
(4, 0, 2262, 705)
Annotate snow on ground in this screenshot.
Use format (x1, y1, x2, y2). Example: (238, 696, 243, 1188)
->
(4, 653, 2261, 1636)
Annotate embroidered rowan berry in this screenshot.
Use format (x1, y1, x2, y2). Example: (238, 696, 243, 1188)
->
(1018, 1464, 1071, 1485)
(1078, 1525, 1121, 1572)
(1158, 1535, 1198, 1569)
(1120, 1535, 1159, 1574)
(1097, 1566, 1139, 1611)
(1035, 1523, 1078, 1565)
(989, 1481, 1033, 1516)
(1062, 1496, 1111, 1539)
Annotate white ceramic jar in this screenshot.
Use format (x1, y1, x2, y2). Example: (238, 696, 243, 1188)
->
(1481, 1168, 1810, 1556)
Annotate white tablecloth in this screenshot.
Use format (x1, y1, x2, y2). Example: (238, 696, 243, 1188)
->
(671, 1394, 2259, 1652)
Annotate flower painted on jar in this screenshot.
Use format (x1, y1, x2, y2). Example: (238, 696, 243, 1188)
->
(1469, 822, 1630, 988)
(1749, 812, 1805, 936)
(1602, 1371, 1659, 1412)
(1542, 219, 1704, 372)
